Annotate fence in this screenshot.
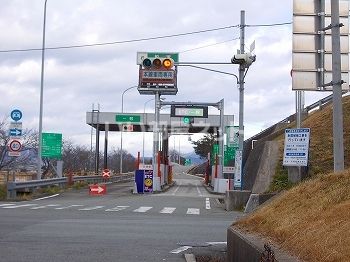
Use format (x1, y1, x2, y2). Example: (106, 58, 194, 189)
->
(6, 172, 134, 200)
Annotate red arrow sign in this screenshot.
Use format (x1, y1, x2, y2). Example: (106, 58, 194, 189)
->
(89, 184, 106, 195)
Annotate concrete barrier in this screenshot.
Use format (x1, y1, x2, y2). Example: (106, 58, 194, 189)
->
(227, 226, 300, 262)
(225, 190, 251, 211)
(244, 193, 277, 213)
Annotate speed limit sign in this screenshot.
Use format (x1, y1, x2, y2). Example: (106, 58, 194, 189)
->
(9, 139, 22, 152)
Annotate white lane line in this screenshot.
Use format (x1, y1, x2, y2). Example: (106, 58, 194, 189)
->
(55, 205, 84, 210)
(0, 204, 15, 207)
(2, 204, 37, 209)
(160, 207, 176, 214)
(30, 204, 61, 210)
(196, 185, 203, 197)
(206, 198, 211, 210)
(170, 246, 192, 254)
(78, 206, 104, 211)
(105, 206, 129, 212)
(186, 208, 200, 215)
(133, 206, 152, 213)
(33, 194, 60, 201)
(172, 185, 181, 196)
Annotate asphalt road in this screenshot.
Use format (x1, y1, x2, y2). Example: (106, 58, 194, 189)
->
(0, 173, 243, 262)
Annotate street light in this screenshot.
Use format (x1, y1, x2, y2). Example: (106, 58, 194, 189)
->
(143, 98, 155, 165)
(37, 0, 48, 180)
(120, 85, 138, 174)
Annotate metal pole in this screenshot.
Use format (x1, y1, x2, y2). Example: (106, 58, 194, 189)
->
(143, 98, 155, 165)
(219, 99, 224, 179)
(104, 124, 109, 169)
(331, 0, 344, 172)
(120, 86, 137, 174)
(238, 10, 245, 151)
(95, 105, 100, 175)
(37, 0, 48, 180)
(153, 92, 160, 190)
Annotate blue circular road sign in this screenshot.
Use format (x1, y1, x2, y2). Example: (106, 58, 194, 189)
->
(10, 109, 22, 121)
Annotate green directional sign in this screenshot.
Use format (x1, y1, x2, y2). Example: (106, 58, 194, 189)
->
(42, 133, 62, 159)
(116, 114, 141, 123)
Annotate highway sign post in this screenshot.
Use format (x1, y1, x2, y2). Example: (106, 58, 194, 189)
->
(8, 109, 23, 157)
(42, 133, 62, 159)
(283, 128, 310, 166)
(10, 109, 22, 122)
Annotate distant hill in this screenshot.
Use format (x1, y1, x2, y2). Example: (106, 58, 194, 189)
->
(183, 151, 206, 165)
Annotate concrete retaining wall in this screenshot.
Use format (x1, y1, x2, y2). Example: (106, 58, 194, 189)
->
(227, 226, 300, 262)
(225, 190, 251, 211)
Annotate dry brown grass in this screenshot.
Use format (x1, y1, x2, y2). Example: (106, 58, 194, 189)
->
(234, 169, 350, 261)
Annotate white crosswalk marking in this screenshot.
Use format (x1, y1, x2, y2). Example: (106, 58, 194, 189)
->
(206, 198, 211, 209)
(133, 206, 152, 213)
(186, 208, 200, 215)
(160, 207, 176, 214)
(105, 206, 129, 212)
(31, 204, 61, 210)
(2, 204, 37, 209)
(55, 205, 84, 210)
(78, 206, 104, 211)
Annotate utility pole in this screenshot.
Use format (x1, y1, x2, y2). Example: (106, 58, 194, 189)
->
(331, 0, 344, 172)
(238, 10, 245, 152)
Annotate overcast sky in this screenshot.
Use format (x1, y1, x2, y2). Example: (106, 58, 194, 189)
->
(0, 0, 332, 157)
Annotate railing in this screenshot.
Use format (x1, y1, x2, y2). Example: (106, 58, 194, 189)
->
(6, 172, 134, 200)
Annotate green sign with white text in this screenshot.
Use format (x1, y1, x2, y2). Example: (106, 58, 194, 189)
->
(42, 133, 62, 159)
(116, 114, 141, 123)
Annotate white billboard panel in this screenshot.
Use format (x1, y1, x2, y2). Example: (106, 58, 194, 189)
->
(292, 0, 349, 91)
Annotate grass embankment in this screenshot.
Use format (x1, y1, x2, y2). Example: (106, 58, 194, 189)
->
(235, 169, 350, 261)
(234, 96, 350, 261)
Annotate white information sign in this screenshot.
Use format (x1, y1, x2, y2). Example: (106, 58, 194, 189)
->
(283, 128, 310, 167)
(234, 150, 242, 188)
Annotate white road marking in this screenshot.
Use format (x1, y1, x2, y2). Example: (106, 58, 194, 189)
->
(2, 204, 37, 209)
(186, 208, 200, 215)
(55, 205, 84, 210)
(206, 198, 211, 209)
(105, 206, 129, 212)
(172, 185, 181, 196)
(30, 204, 61, 210)
(0, 204, 15, 207)
(133, 206, 152, 213)
(170, 246, 192, 254)
(196, 185, 203, 197)
(160, 207, 176, 214)
(33, 194, 60, 201)
(78, 206, 104, 211)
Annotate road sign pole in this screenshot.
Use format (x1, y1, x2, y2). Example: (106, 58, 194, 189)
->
(331, 0, 345, 172)
(37, 0, 48, 180)
(153, 92, 161, 191)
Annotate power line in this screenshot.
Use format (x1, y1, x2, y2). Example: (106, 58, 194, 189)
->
(0, 24, 240, 53)
(179, 37, 240, 53)
(246, 22, 292, 27)
(0, 21, 292, 54)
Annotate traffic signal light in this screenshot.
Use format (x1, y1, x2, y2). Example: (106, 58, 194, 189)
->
(183, 117, 194, 124)
(141, 57, 174, 70)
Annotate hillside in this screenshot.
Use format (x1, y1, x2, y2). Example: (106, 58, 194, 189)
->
(233, 95, 350, 261)
(277, 95, 350, 176)
(234, 169, 350, 261)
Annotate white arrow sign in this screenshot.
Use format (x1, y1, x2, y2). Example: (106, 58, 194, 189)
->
(90, 186, 104, 194)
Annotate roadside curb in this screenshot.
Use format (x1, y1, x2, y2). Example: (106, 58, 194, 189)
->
(184, 253, 196, 262)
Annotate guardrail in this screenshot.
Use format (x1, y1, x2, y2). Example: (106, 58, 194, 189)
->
(6, 172, 134, 200)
